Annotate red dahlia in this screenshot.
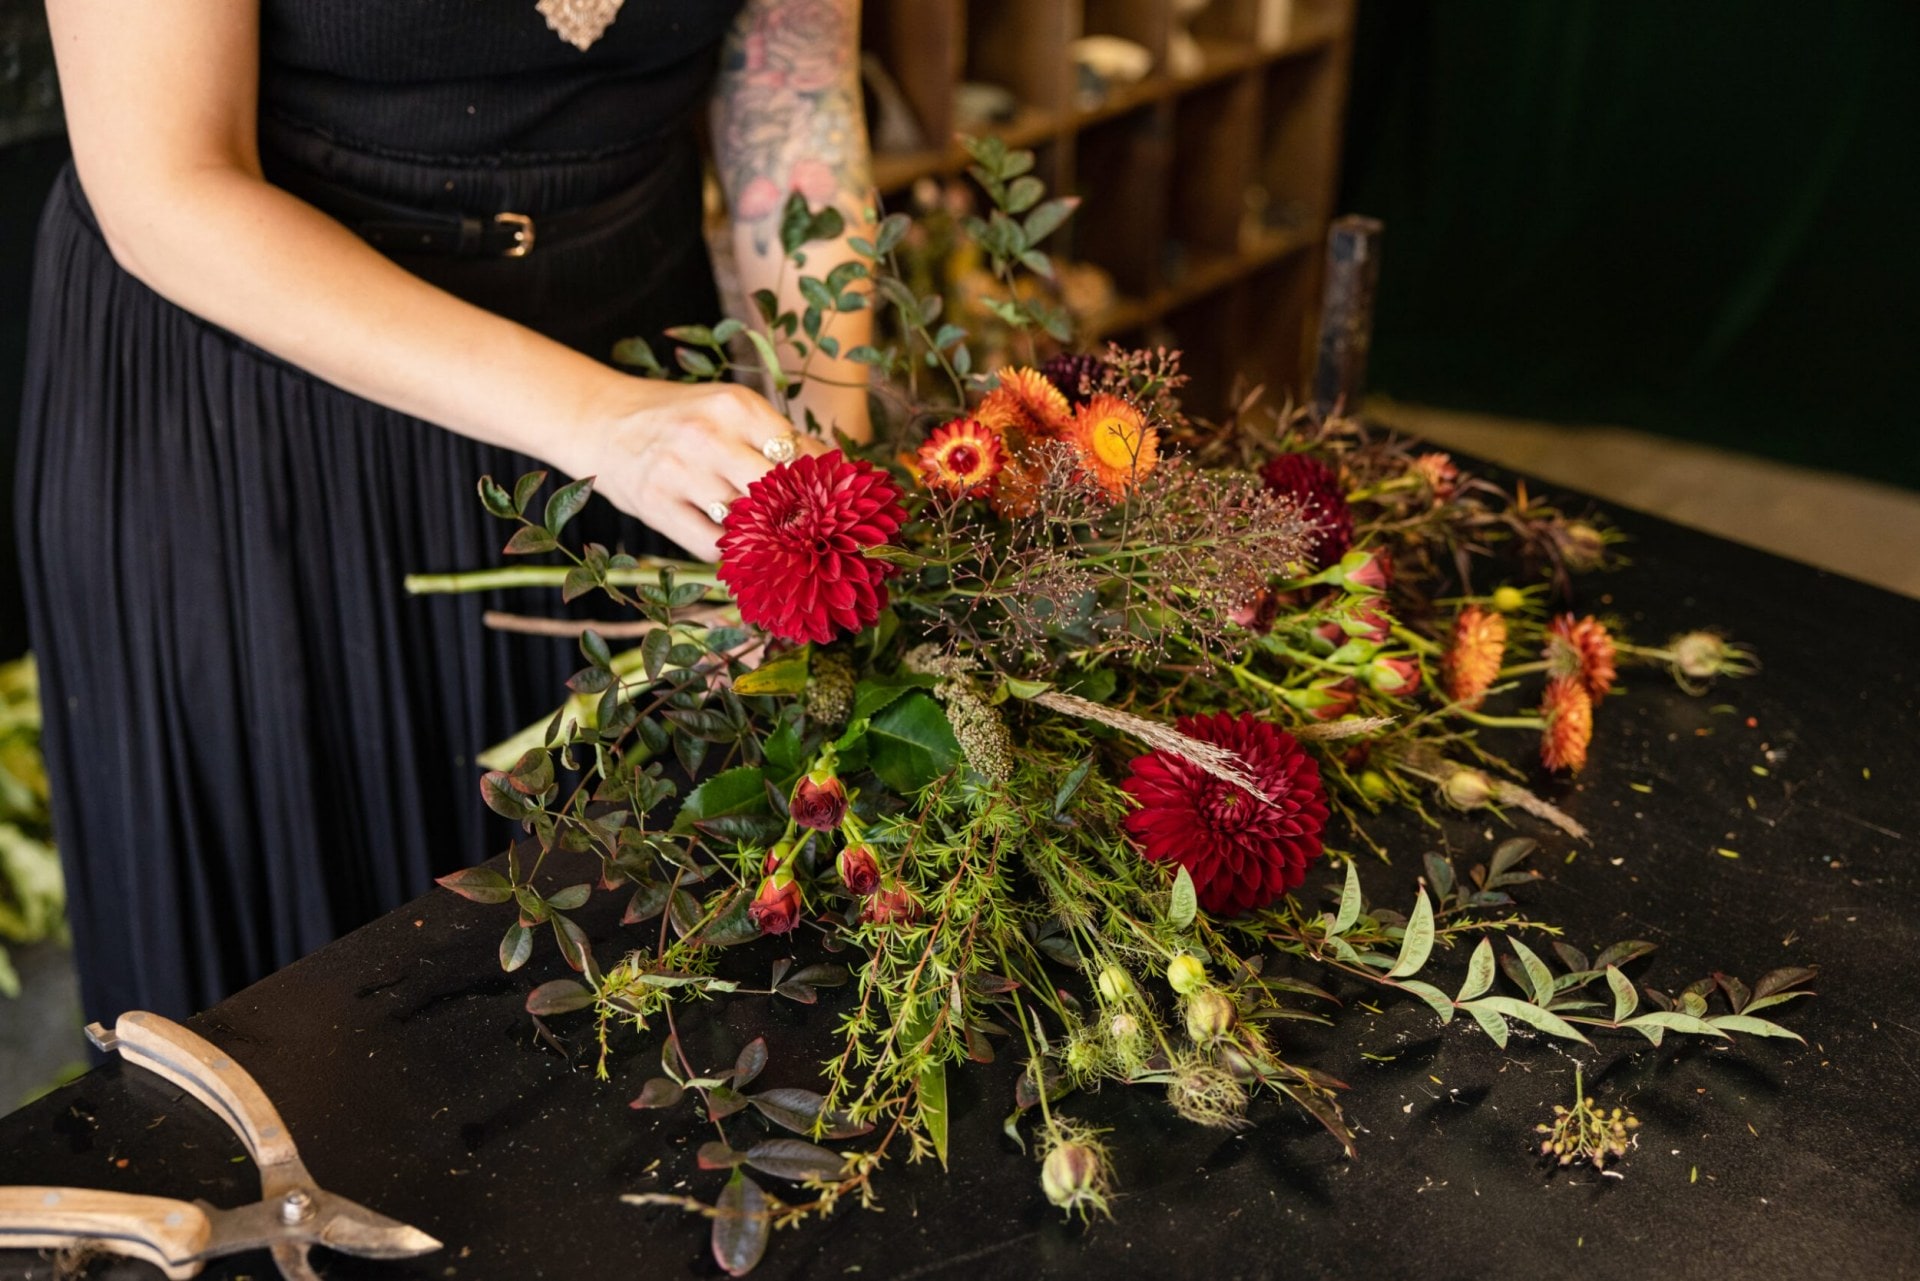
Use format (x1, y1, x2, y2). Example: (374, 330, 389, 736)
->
(1259, 453, 1354, 570)
(717, 450, 906, 645)
(1122, 712, 1329, 917)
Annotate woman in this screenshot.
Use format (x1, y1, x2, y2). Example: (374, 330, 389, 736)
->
(18, 0, 874, 1023)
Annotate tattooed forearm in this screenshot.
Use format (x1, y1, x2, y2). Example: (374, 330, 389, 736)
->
(713, 0, 872, 252)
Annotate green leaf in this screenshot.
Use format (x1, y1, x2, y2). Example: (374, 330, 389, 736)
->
(545, 882, 591, 912)
(544, 477, 594, 537)
(551, 913, 593, 974)
(506, 470, 546, 516)
(611, 336, 664, 375)
(1168, 865, 1198, 930)
(436, 865, 514, 905)
(1386, 889, 1435, 978)
(671, 766, 770, 834)
(580, 628, 612, 671)
(1606, 965, 1639, 1022)
(477, 476, 514, 518)
(641, 628, 672, 681)
(1469, 996, 1592, 1044)
(866, 692, 960, 794)
(1740, 989, 1816, 1016)
(733, 647, 811, 696)
(525, 978, 594, 1016)
(1332, 860, 1362, 935)
(875, 211, 910, 256)
(743, 1138, 845, 1183)
(748, 1088, 873, 1139)
(665, 323, 717, 347)
(1709, 1014, 1806, 1043)
(1752, 966, 1817, 1000)
(498, 921, 533, 972)
(1593, 939, 1659, 970)
(711, 1171, 771, 1278)
(1398, 979, 1456, 1024)
(1510, 939, 1556, 1006)
(1004, 175, 1045, 213)
(743, 328, 789, 394)
(503, 526, 558, 556)
(1022, 196, 1078, 245)
(734, 1037, 768, 1089)
(629, 1077, 684, 1110)
(1052, 758, 1093, 815)
(1625, 1011, 1730, 1039)
(676, 348, 718, 378)
(1456, 937, 1495, 1001)
(919, 1060, 949, 1169)
(1467, 1003, 1509, 1048)
(1489, 838, 1536, 879)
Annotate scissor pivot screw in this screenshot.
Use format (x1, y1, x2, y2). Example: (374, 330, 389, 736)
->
(281, 1189, 316, 1224)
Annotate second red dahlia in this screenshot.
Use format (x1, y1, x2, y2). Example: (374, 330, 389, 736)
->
(717, 450, 906, 645)
(1259, 452, 1354, 570)
(1122, 712, 1329, 917)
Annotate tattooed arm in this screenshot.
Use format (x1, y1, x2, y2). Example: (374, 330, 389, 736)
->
(712, 0, 874, 444)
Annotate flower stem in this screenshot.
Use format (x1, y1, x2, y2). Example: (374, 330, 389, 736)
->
(403, 561, 720, 595)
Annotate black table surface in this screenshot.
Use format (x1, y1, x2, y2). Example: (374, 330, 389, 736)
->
(4, 499, 1918, 1281)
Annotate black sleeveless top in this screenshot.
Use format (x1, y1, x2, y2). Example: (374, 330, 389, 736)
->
(260, 0, 746, 167)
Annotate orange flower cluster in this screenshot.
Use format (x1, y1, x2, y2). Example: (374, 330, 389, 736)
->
(1540, 676, 1594, 773)
(1546, 614, 1617, 703)
(912, 365, 1160, 510)
(1442, 605, 1508, 708)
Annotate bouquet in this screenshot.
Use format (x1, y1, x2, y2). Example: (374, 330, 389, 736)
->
(418, 137, 1799, 1275)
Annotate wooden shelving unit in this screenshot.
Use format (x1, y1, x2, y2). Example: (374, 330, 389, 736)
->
(862, 0, 1357, 416)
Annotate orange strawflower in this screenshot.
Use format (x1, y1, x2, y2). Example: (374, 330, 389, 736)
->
(1411, 451, 1460, 501)
(1545, 614, 1618, 703)
(1443, 605, 1508, 708)
(1068, 394, 1158, 498)
(915, 417, 1006, 497)
(996, 366, 1075, 437)
(1540, 676, 1593, 773)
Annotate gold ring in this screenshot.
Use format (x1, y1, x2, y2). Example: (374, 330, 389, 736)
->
(761, 433, 799, 465)
(704, 500, 732, 525)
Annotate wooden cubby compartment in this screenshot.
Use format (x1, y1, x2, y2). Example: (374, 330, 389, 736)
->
(862, 0, 1357, 418)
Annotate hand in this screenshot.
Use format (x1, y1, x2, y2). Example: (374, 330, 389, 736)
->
(563, 378, 829, 562)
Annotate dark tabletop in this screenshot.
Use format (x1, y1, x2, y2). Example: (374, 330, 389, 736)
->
(3, 499, 1918, 1281)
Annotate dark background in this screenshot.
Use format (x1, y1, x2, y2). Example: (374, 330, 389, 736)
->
(4, 0, 1918, 658)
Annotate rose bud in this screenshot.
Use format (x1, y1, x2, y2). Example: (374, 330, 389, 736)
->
(1316, 606, 1393, 648)
(837, 842, 882, 896)
(863, 882, 920, 925)
(747, 875, 803, 936)
(1166, 954, 1206, 995)
(1308, 679, 1359, 722)
(1365, 655, 1422, 697)
(1338, 547, 1391, 593)
(1228, 588, 1280, 635)
(762, 840, 793, 875)
(790, 772, 848, 831)
(1184, 989, 1238, 1043)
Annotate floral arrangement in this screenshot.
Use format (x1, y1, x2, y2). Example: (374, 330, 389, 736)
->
(419, 137, 1800, 1275)
(0, 655, 66, 1000)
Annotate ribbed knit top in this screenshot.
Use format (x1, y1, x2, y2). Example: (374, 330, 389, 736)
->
(260, 0, 746, 163)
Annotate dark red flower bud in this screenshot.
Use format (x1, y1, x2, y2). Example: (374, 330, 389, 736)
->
(837, 843, 882, 896)
(862, 882, 920, 926)
(1365, 655, 1421, 697)
(1346, 548, 1392, 593)
(790, 773, 849, 830)
(747, 875, 803, 935)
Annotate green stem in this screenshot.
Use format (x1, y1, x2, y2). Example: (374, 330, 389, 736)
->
(404, 561, 720, 595)
(1457, 710, 1547, 730)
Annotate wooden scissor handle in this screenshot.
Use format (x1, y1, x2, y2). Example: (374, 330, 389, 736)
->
(0, 1186, 211, 1279)
(112, 1012, 303, 1172)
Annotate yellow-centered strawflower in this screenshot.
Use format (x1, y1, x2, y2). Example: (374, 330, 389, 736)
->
(1069, 393, 1157, 498)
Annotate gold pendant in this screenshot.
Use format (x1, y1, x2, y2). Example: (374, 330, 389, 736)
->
(537, 0, 626, 51)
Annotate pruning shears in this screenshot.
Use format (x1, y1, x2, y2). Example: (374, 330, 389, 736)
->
(0, 1011, 441, 1279)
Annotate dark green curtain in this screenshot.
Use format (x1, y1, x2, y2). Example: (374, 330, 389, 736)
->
(1340, 0, 1920, 490)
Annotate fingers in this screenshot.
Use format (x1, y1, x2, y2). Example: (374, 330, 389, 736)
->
(713, 437, 775, 496)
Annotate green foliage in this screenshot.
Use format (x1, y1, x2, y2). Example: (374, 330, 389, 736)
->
(0, 656, 66, 998)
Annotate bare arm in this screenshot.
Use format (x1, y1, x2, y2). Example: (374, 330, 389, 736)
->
(711, 0, 875, 443)
(48, 0, 808, 560)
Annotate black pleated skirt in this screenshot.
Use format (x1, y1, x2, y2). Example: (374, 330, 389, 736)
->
(15, 121, 719, 1023)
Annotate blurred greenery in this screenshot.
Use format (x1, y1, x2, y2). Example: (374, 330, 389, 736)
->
(0, 654, 66, 998)
(1342, 0, 1920, 490)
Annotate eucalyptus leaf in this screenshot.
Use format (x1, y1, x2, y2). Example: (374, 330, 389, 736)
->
(1397, 979, 1456, 1024)
(1332, 860, 1362, 935)
(1606, 965, 1639, 1022)
(1469, 996, 1591, 1044)
(1510, 939, 1557, 1006)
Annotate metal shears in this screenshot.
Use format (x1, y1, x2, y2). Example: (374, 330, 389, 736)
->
(0, 1011, 441, 1280)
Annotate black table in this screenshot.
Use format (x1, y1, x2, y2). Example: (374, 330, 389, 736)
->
(4, 501, 1918, 1281)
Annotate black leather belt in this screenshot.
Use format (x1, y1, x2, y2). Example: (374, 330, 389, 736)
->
(269, 164, 667, 260)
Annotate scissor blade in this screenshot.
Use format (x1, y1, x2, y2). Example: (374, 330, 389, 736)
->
(272, 1240, 325, 1281)
(318, 1198, 443, 1259)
